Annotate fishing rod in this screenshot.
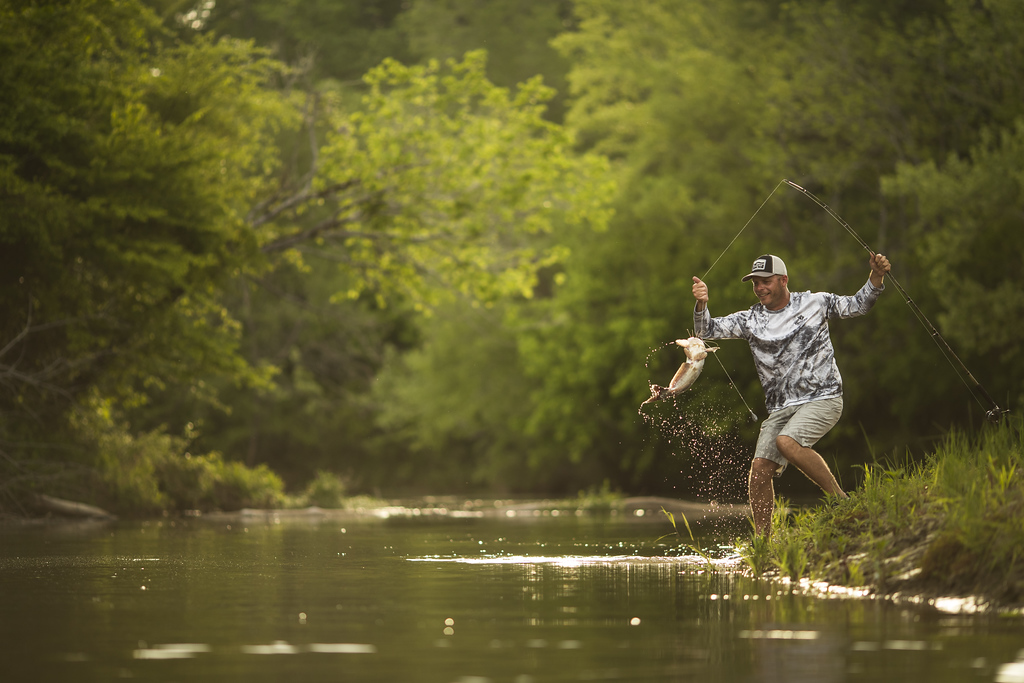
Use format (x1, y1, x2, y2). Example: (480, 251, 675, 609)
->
(782, 179, 1007, 423)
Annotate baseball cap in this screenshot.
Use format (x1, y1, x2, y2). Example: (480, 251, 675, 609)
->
(741, 254, 787, 282)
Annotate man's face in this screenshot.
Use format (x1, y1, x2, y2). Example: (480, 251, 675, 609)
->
(750, 274, 789, 310)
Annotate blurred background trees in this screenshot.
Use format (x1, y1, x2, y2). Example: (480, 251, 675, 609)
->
(2, 0, 1020, 513)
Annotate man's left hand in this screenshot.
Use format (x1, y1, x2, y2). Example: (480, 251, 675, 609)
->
(870, 253, 890, 287)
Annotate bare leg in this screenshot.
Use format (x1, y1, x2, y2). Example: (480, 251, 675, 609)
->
(775, 435, 848, 498)
(748, 457, 779, 535)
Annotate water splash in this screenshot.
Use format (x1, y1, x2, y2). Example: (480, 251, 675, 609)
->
(643, 392, 751, 498)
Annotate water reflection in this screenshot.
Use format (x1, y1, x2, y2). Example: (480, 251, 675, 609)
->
(1, 513, 1023, 682)
(743, 627, 846, 683)
(132, 643, 209, 659)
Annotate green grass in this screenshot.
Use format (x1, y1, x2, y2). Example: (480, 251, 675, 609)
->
(575, 480, 625, 511)
(659, 506, 715, 570)
(736, 519, 773, 576)
(741, 416, 1024, 606)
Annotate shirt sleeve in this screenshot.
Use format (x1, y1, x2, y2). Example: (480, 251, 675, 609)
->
(694, 305, 749, 340)
(823, 278, 885, 319)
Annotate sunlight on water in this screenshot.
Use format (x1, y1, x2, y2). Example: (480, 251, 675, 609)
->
(409, 553, 744, 570)
(740, 629, 821, 640)
(238, 641, 377, 655)
(133, 643, 211, 659)
(997, 652, 1024, 683)
(3, 515, 1024, 682)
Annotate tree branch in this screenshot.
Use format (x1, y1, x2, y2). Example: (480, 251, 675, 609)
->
(248, 179, 361, 229)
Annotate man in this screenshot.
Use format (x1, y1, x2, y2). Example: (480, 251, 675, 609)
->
(691, 252, 891, 534)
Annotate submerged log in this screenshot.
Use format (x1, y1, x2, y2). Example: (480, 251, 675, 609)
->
(34, 494, 118, 520)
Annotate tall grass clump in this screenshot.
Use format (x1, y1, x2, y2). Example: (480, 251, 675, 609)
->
(736, 519, 773, 577)
(736, 499, 793, 577)
(917, 416, 1024, 601)
(659, 507, 715, 570)
(765, 416, 1024, 604)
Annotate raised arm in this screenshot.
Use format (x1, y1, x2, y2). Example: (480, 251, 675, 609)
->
(869, 253, 891, 288)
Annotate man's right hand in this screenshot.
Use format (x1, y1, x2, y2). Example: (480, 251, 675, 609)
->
(692, 276, 708, 311)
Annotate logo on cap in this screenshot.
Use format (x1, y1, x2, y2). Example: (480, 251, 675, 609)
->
(752, 257, 767, 272)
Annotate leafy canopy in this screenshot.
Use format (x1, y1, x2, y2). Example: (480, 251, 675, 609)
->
(252, 50, 614, 310)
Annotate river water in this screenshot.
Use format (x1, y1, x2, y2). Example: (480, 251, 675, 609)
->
(2, 505, 1024, 683)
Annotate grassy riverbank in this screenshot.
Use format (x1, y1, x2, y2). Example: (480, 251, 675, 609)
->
(749, 415, 1024, 609)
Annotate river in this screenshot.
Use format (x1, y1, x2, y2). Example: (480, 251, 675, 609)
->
(2, 503, 1023, 682)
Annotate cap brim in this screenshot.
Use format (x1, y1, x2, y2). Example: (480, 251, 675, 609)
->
(741, 271, 774, 282)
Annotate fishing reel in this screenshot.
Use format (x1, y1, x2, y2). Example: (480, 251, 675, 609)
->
(986, 406, 1010, 423)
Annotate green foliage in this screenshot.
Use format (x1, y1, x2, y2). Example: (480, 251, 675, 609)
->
(71, 397, 285, 516)
(142, 257, 414, 490)
(774, 533, 809, 582)
(5, 0, 1024, 506)
(372, 302, 537, 491)
(510, 0, 788, 491)
(575, 480, 624, 511)
(162, 51, 612, 494)
(149, 0, 411, 84)
(252, 50, 613, 309)
(226, 52, 612, 493)
(770, 416, 1024, 603)
(2, 0, 617, 506)
(299, 470, 348, 509)
(883, 120, 1024, 412)
(488, 0, 1024, 497)
(0, 0, 287, 454)
(162, 452, 285, 512)
(398, 0, 573, 121)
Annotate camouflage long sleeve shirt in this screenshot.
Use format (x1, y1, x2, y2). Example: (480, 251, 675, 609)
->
(693, 279, 884, 414)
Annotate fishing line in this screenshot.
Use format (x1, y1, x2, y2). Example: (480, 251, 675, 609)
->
(709, 352, 758, 423)
(782, 179, 1007, 422)
(702, 180, 786, 281)
(692, 179, 786, 419)
(693, 181, 791, 421)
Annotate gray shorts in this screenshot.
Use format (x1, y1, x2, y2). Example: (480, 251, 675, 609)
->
(754, 396, 843, 475)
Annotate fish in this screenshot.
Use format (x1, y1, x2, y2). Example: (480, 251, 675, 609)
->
(641, 337, 718, 407)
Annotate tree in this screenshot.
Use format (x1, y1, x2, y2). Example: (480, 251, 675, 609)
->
(246, 51, 613, 309)
(370, 301, 542, 493)
(398, 0, 574, 121)
(0, 0, 297, 508)
(465, 0, 1024, 496)
(206, 52, 612, 488)
(0, 0, 295, 504)
(883, 121, 1024, 416)
(147, 0, 412, 84)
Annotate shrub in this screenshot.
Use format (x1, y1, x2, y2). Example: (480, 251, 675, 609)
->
(70, 398, 285, 515)
(156, 451, 285, 512)
(299, 470, 348, 508)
